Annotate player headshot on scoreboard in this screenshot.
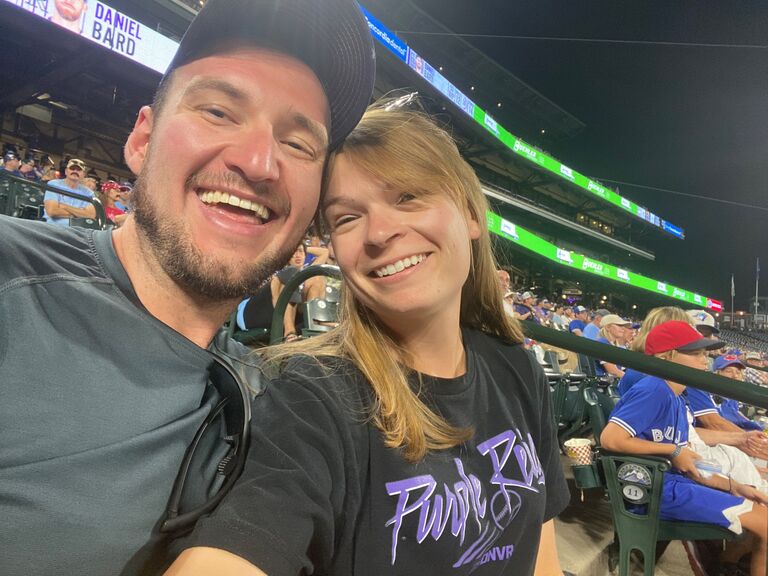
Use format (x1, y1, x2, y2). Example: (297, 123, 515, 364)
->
(50, 0, 87, 34)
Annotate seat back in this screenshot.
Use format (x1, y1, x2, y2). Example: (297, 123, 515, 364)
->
(302, 298, 339, 335)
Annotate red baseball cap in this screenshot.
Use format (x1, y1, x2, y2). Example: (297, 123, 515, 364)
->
(644, 320, 725, 355)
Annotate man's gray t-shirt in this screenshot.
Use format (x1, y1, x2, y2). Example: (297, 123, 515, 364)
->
(0, 215, 227, 574)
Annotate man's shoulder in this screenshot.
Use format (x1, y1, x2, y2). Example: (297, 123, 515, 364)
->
(0, 215, 101, 285)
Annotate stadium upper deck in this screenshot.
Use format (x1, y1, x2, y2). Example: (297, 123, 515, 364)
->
(0, 0, 722, 311)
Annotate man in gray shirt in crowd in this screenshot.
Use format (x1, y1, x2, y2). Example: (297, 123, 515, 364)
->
(0, 0, 375, 574)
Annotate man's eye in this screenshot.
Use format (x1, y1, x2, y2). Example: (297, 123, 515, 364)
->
(397, 192, 417, 204)
(203, 107, 228, 120)
(283, 140, 315, 158)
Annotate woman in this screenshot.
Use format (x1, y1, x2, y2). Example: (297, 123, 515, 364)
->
(98, 180, 127, 227)
(167, 101, 569, 574)
(594, 314, 632, 379)
(601, 320, 768, 576)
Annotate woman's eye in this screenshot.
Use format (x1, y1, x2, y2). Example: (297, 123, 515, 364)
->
(333, 215, 357, 228)
(397, 192, 417, 204)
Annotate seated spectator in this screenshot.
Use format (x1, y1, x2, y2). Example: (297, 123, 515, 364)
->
(595, 314, 632, 379)
(744, 352, 768, 387)
(98, 180, 127, 227)
(1, 151, 22, 177)
(713, 355, 766, 432)
(514, 291, 539, 323)
(271, 241, 329, 341)
(619, 306, 693, 396)
(496, 269, 515, 317)
(536, 298, 553, 325)
(114, 180, 133, 212)
(583, 308, 610, 340)
(550, 304, 566, 329)
(568, 305, 588, 336)
(43, 158, 96, 226)
(601, 321, 768, 575)
(687, 309, 720, 339)
(19, 157, 41, 182)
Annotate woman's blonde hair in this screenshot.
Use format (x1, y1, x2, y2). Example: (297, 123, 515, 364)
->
(631, 306, 694, 353)
(264, 98, 525, 461)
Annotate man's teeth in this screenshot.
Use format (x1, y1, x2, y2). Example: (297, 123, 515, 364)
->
(375, 254, 425, 278)
(198, 190, 269, 219)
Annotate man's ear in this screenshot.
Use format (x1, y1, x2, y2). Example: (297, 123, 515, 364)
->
(124, 106, 154, 175)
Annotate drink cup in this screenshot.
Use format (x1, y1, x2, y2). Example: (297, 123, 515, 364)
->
(564, 438, 593, 465)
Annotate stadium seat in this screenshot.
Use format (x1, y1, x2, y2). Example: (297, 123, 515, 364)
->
(301, 298, 339, 339)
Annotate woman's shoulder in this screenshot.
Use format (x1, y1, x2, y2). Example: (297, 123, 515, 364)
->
(268, 354, 373, 410)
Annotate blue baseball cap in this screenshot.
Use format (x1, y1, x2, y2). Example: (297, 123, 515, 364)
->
(713, 354, 746, 372)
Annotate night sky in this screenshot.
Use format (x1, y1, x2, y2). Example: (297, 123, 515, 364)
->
(406, 0, 767, 310)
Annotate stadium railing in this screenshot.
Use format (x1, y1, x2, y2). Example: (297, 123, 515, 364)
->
(1, 171, 107, 228)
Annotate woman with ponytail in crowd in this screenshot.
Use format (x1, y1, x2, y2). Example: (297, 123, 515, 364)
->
(167, 98, 569, 575)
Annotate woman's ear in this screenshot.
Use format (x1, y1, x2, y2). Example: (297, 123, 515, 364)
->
(466, 207, 482, 240)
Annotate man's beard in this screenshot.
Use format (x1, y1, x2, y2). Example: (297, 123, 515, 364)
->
(131, 162, 298, 302)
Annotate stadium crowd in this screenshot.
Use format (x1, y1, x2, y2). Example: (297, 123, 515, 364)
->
(1, 0, 766, 570)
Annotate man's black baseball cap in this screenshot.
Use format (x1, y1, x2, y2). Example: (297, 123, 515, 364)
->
(165, 0, 376, 151)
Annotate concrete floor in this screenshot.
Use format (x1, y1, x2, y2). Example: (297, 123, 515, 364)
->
(557, 456, 694, 575)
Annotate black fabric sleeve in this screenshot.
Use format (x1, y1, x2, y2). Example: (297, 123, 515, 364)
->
(528, 353, 570, 521)
(181, 358, 358, 576)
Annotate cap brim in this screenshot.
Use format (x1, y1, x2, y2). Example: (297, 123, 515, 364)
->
(677, 337, 725, 352)
(167, 0, 375, 151)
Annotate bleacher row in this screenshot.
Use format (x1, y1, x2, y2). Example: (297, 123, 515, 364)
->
(720, 328, 768, 355)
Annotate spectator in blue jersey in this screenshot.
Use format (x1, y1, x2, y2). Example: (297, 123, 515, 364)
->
(514, 290, 539, 323)
(568, 305, 588, 336)
(712, 355, 766, 432)
(43, 158, 96, 226)
(602, 320, 768, 576)
(594, 314, 632, 379)
(19, 157, 42, 182)
(1, 151, 22, 177)
(583, 308, 610, 340)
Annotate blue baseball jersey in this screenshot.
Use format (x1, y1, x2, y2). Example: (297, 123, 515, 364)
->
(617, 368, 646, 396)
(684, 387, 719, 418)
(719, 399, 764, 431)
(568, 319, 586, 334)
(609, 375, 688, 446)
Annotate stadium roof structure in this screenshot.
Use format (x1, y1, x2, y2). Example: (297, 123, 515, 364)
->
(359, 1, 686, 243)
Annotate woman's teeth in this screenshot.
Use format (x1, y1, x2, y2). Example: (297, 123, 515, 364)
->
(375, 254, 425, 278)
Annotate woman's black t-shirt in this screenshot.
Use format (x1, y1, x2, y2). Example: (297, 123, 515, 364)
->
(183, 329, 570, 575)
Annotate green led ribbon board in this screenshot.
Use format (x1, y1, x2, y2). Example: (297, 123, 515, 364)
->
(487, 212, 721, 310)
(361, 5, 685, 240)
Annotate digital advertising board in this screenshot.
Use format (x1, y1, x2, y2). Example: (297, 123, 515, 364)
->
(4, 0, 177, 74)
(488, 211, 721, 310)
(361, 4, 686, 240)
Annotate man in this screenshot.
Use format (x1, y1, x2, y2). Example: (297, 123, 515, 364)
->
(550, 304, 566, 329)
(0, 0, 375, 574)
(568, 305, 589, 336)
(712, 355, 766, 431)
(43, 158, 97, 225)
(743, 351, 768, 387)
(50, 0, 87, 33)
(514, 290, 539, 322)
(1, 150, 22, 176)
(583, 308, 610, 340)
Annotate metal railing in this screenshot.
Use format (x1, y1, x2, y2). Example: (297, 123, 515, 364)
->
(0, 171, 106, 228)
(523, 322, 768, 409)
